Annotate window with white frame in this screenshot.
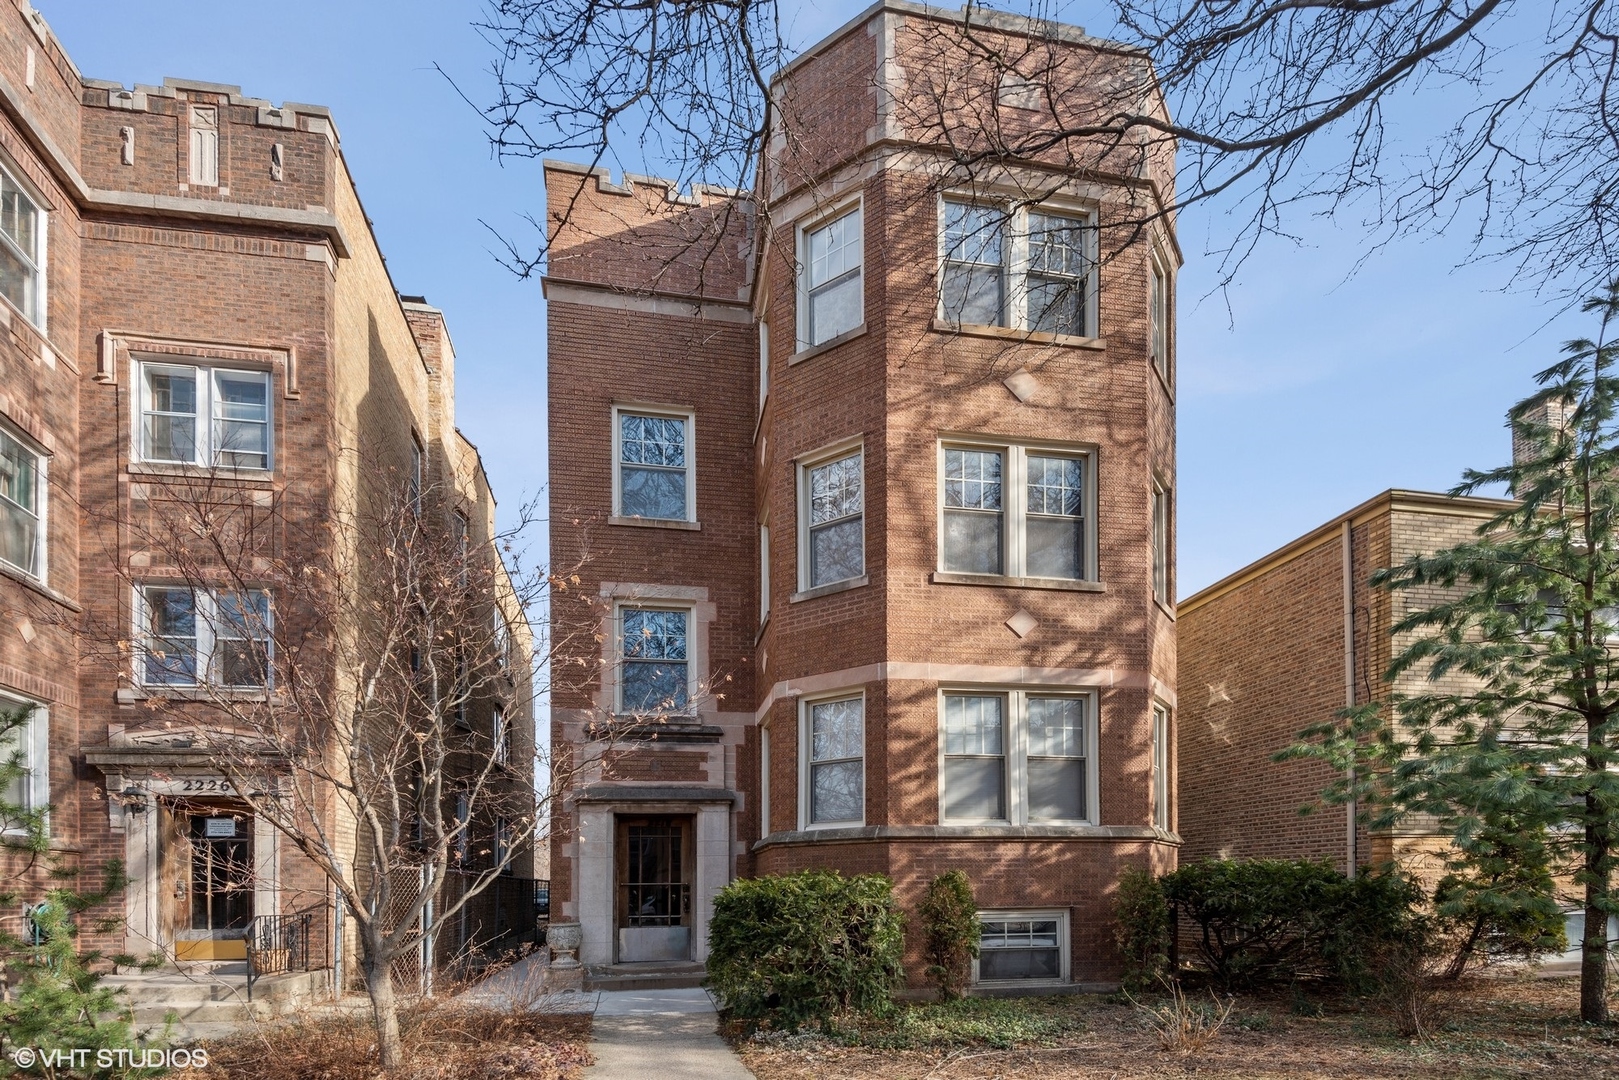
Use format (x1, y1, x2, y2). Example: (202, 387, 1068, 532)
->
(615, 408, 694, 522)
(800, 447, 864, 590)
(940, 442, 1090, 581)
(801, 206, 863, 347)
(803, 694, 863, 827)
(1149, 251, 1170, 381)
(759, 521, 771, 624)
(137, 586, 271, 689)
(619, 606, 689, 713)
(454, 791, 470, 863)
(1152, 703, 1171, 832)
(452, 510, 469, 585)
(0, 695, 48, 831)
(0, 424, 44, 580)
(1152, 481, 1171, 604)
(189, 106, 219, 187)
(493, 706, 510, 766)
(760, 725, 772, 837)
(976, 912, 1067, 982)
(758, 320, 770, 413)
(941, 690, 1096, 824)
(940, 197, 1096, 337)
(494, 815, 512, 874)
(0, 165, 44, 326)
(409, 434, 424, 512)
(137, 362, 272, 470)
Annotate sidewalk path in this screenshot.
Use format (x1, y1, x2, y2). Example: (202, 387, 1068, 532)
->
(583, 988, 755, 1079)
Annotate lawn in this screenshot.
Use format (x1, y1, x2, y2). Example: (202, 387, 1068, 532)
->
(733, 975, 1619, 1079)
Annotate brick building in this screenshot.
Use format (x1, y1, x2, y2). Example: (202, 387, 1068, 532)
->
(1176, 489, 1513, 873)
(0, 0, 531, 1000)
(547, 1, 1178, 990)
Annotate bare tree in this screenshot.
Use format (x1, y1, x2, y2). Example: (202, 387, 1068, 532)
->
(66, 455, 602, 1072)
(469, 1, 1619, 301)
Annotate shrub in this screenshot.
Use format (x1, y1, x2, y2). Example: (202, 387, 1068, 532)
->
(919, 871, 980, 1001)
(706, 869, 905, 1028)
(1159, 858, 1424, 989)
(1112, 866, 1171, 990)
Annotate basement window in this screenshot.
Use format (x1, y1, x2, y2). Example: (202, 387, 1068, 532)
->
(975, 911, 1068, 983)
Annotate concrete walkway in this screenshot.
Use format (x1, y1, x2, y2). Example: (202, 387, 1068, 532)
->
(582, 987, 755, 1080)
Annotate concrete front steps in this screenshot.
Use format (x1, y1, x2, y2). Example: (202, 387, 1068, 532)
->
(585, 961, 705, 992)
(102, 963, 330, 1038)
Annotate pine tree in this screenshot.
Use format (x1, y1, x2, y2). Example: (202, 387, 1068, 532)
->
(1291, 284, 1619, 1022)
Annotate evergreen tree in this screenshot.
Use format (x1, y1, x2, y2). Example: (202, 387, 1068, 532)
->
(1292, 284, 1619, 1022)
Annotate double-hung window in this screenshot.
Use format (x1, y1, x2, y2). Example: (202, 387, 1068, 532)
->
(803, 694, 863, 827)
(137, 362, 272, 471)
(0, 694, 48, 833)
(0, 165, 44, 326)
(941, 690, 1096, 825)
(1149, 251, 1170, 381)
(615, 408, 694, 522)
(800, 447, 864, 590)
(492, 706, 510, 766)
(0, 425, 44, 580)
(1152, 481, 1171, 604)
(137, 586, 272, 689)
(1152, 703, 1171, 832)
(759, 521, 771, 624)
(619, 606, 689, 713)
(940, 442, 1090, 581)
(939, 197, 1096, 337)
(801, 207, 863, 347)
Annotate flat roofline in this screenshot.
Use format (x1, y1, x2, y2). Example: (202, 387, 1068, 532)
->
(1177, 488, 1517, 617)
(772, 1, 1128, 86)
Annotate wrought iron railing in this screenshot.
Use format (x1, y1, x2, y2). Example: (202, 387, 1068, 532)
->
(245, 904, 325, 1001)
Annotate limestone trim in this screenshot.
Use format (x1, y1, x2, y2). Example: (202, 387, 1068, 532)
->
(753, 661, 1169, 721)
(541, 277, 753, 324)
(754, 822, 1179, 852)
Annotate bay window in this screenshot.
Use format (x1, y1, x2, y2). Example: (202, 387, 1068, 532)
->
(940, 690, 1096, 825)
(940, 441, 1091, 582)
(0, 165, 44, 326)
(939, 197, 1095, 337)
(803, 694, 863, 827)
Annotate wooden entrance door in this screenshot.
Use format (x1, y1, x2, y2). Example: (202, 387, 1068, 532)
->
(615, 815, 692, 963)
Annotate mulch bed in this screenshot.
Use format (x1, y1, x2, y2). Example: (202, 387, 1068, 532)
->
(196, 1001, 593, 1080)
(736, 975, 1619, 1079)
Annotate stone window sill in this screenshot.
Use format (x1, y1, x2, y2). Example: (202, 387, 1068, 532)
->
(117, 686, 273, 703)
(789, 323, 868, 365)
(791, 574, 870, 603)
(127, 461, 275, 484)
(608, 515, 701, 532)
(931, 571, 1105, 593)
(931, 319, 1106, 351)
(1154, 596, 1176, 620)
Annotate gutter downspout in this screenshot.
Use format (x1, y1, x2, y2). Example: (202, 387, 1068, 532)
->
(1342, 519, 1358, 878)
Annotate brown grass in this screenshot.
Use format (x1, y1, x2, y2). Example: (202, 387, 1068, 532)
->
(736, 976, 1619, 1079)
(196, 1000, 593, 1080)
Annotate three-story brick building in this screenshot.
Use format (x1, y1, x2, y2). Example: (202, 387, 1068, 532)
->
(547, 0, 1178, 989)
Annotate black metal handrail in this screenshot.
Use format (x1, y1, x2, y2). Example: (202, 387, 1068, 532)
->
(245, 905, 321, 1001)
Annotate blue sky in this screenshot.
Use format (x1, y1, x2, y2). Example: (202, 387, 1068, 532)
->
(39, 1, 1591, 596)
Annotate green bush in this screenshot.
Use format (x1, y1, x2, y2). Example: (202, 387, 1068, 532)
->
(1112, 865, 1171, 990)
(706, 870, 905, 1027)
(919, 870, 980, 1001)
(1159, 858, 1423, 989)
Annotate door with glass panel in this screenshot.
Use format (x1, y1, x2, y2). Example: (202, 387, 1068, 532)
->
(173, 810, 254, 961)
(615, 815, 692, 963)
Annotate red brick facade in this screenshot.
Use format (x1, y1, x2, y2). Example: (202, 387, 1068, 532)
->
(548, 1, 1178, 988)
(0, 0, 527, 981)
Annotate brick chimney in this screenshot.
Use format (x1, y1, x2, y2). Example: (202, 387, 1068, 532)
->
(1512, 395, 1573, 474)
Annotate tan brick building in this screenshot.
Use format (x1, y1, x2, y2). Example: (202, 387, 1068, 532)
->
(1176, 489, 1513, 874)
(0, 0, 531, 1000)
(547, 1, 1178, 990)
